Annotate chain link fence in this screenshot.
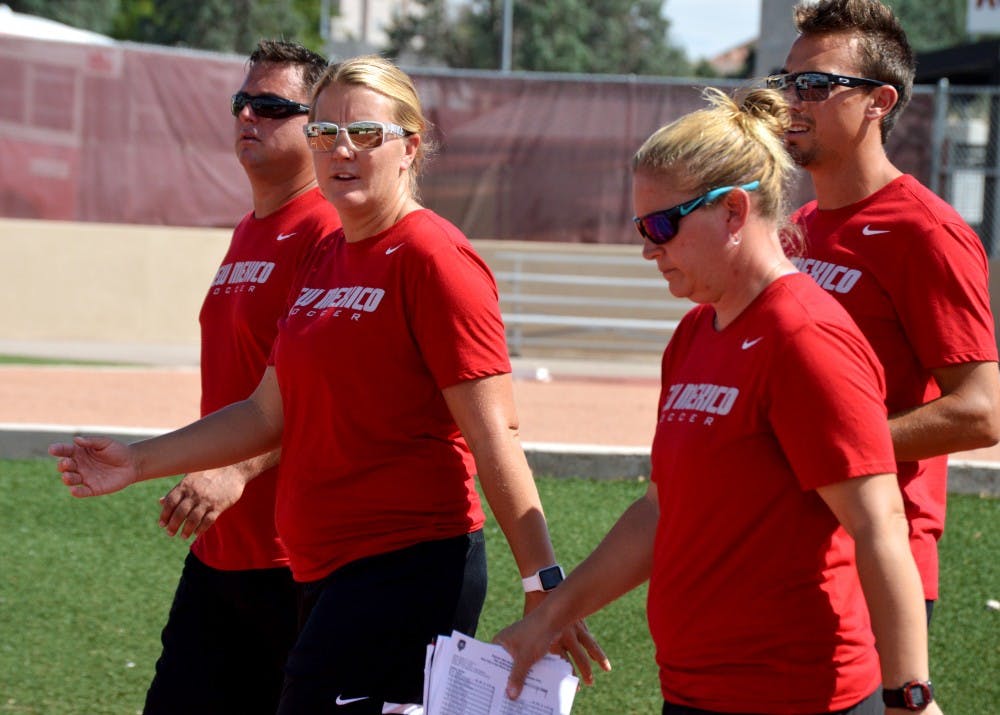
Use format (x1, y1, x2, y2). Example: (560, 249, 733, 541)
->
(930, 81, 1000, 256)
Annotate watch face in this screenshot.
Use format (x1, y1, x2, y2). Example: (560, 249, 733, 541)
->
(907, 685, 928, 707)
(538, 566, 564, 590)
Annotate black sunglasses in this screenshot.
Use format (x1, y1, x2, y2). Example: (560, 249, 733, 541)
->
(633, 181, 760, 245)
(231, 92, 310, 119)
(765, 71, 895, 102)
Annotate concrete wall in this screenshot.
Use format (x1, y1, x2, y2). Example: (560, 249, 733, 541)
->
(0, 219, 646, 363)
(3, 217, 1000, 364)
(0, 218, 231, 362)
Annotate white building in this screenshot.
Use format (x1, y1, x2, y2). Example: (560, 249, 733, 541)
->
(325, 0, 420, 58)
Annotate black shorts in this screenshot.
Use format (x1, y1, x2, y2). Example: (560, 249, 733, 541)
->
(662, 687, 882, 715)
(277, 530, 488, 714)
(143, 551, 298, 715)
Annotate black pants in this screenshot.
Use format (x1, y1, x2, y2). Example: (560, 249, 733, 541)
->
(278, 530, 488, 714)
(662, 687, 883, 715)
(144, 552, 298, 715)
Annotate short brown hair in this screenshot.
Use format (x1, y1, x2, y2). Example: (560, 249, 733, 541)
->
(248, 39, 328, 98)
(794, 0, 914, 142)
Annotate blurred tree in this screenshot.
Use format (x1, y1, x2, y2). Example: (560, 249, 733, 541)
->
(124, 0, 235, 50)
(291, 0, 324, 54)
(242, 0, 310, 54)
(8, 0, 120, 34)
(121, 0, 307, 54)
(384, 0, 456, 65)
(384, 0, 692, 76)
(885, 0, 967, 52)
(692, 59, 720, 79)
(12, 0, 322, 55)
(110, 0, 156, 41)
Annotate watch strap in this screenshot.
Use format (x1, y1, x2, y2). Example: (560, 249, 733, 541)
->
(521, 564, 565, 593)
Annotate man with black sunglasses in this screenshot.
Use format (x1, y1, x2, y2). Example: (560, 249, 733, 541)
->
(781, 0, 1000, 658)
(135, 40, 341, 715)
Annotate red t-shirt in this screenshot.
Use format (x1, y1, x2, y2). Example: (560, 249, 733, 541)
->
(792, 175, 997, 598)
(649, 274, 895, 713)
(192, 187, 341, 571)
(271, 209, 511, 583)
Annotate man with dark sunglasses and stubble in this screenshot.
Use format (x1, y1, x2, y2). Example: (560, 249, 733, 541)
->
(772, 0, 1000, 659)
(127, 40, 340, 714)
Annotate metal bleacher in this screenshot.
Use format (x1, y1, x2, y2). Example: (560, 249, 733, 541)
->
(487, 249, 689, 358)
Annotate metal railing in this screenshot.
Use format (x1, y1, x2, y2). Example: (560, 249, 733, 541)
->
(490, 250, 687, 357)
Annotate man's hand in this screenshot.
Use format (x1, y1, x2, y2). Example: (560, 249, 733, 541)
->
(158, 467, 249, 539)
(49, 436, 139, 497)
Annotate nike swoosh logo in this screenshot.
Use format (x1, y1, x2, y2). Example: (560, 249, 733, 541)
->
(385, 244, 404, 255)
(276, 232, 297, 241)
(742, 337, 763, 350)
(335, 695, 369, 706)
(861, 225, 889, 236)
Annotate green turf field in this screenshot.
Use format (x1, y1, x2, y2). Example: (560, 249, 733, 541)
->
(0, 356, 55, 365)
(0, 356, 125, 367)
(1, 459, 997, 714)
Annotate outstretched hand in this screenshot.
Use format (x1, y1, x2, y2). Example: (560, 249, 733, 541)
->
(49, 436, 139, 497)
(495, 597, 610, 701)
(158, 467, 248, 539)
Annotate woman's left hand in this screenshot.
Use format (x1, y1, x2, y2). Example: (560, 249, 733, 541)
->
(551, 616, 611, 687)
(497, 594, 610, 700)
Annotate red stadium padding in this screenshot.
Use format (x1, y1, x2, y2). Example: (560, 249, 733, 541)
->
(0, 34, 934, 243)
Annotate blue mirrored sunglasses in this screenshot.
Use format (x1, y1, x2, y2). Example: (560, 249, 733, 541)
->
(633, 181, 761, 245)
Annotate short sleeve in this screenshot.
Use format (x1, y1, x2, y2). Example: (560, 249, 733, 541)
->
(407, 242, 511, 389)
(769, 322, 896, 490)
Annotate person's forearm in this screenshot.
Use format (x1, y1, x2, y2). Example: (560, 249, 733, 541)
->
(522, 494, 657, 634)
(132, 399, 281, 482)
(853, 511, 930, 686)
(445, 374, 564, 577)
(890, 361, 1000, 460)
(890, 397, 994, 460)
(475, 439, 558, 577)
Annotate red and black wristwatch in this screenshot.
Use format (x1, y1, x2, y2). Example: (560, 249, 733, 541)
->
(883, 680, 934, 711)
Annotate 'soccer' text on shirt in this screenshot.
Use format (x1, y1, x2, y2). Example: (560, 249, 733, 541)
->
(211, 261, 276, 294)
(290, 285, 386, 318)
(660, 383, 739, 425)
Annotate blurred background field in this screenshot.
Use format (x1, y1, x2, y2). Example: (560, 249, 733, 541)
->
(1, 460, 997, 714)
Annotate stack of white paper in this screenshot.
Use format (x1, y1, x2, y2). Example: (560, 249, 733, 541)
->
(423, 630, 578, 715)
